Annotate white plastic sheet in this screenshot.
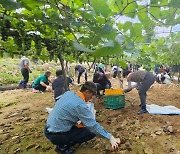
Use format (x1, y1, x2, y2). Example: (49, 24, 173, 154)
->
(146, 104, 180, 115)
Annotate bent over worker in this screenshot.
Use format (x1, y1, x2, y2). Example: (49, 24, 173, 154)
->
(74, 65, 87, 84)
(123, 70, 155, 114)
(44, 82, 120, 154)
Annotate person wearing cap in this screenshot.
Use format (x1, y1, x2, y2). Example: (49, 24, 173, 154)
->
(97, 63, 106, 73)
(74, 65, 87, 84)
(32, 71, 51, 92)
(44, 82, 120, 154)
(123, 70, 155, 114)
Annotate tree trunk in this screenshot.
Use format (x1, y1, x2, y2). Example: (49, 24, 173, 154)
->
(57, 52, 68, 91)
(0, 84, 31, 91)
(89, 57, 96, 71)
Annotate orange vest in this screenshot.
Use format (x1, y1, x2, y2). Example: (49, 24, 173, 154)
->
(76, 91, 85, 128)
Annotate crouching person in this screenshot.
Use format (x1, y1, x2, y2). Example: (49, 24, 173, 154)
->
(32, 71, 51, 92)
(44, 82, 120, 154)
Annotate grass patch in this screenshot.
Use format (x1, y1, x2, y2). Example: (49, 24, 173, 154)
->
(0, 101, 17, 109)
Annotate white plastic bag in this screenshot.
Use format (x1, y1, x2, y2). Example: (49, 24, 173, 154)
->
(87, 102, 96, 120)
(45, 107, 53, 114)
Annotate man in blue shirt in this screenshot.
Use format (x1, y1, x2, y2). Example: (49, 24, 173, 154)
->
(44, 82, 120, 154)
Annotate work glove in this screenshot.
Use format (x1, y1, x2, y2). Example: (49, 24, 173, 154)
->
(46, 85, 52, 91)
(109, 135, 120, 151)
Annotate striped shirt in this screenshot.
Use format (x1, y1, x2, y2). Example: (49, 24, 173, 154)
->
(46, 91, 111, 139)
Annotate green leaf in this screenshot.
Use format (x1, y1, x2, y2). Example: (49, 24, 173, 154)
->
(91, 41, 122, 57)
(90, 24, 116, 40)
(118, 23, 123, 30)
(159, 10, 169, 18)
(60, 0, 69, 5)
(123, 1, 138, 18)
(149, 7, 161, 19)
(134, 23, 142, 37)
(0, 0, 21, 10)
(91, 0, 111, 17)
(20, 0, 44, 10)
(74, 0, 83, 7)
(119, 60, 127, 69)
(96, 16, 105, 24)
(83, 11, 95, 20)
(81, 36, 101, 46)
(159, 0, 169, 5)
(73, 42, 93, 52)
(137, 12, 152, 30)
(168, 0, 180, 7)
(130, 28, 135, 38)
(123, 22, 132, 32)
(150, 0, 159, 5)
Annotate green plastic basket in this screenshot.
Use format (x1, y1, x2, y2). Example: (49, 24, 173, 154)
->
(104, 95, 125, 109)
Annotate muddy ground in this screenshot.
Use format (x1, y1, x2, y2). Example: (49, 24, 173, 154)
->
(0, 77, 180, 154)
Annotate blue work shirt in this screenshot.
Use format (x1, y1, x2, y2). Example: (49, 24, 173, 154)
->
(46, 91, 111, 139)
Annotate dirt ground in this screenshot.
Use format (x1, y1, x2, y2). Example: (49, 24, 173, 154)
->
(0, 77, 180, 154)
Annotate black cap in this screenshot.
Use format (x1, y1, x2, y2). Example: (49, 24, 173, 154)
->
(83, 82, 97, 95)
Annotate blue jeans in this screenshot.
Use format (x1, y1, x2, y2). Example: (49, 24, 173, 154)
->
(44, 125, 96, 148)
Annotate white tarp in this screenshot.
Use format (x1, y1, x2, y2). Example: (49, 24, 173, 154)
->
(146, 104, 180, 115)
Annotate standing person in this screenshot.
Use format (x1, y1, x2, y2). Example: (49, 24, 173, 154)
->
(123, 70, 155, 114)
(44, 82, 120, 154)
(74, 65, 87, 84)
(32, 71, 51, 92)
(17, 56, 31, 89)
(52, 70, 75, 101)
(93, 72, 111, 97)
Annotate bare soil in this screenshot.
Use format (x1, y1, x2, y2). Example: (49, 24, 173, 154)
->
(0, 77, 180, 154)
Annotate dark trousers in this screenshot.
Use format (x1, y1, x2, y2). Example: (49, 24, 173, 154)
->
(19, 68, 29, 88)
(96, 83, 110, 96)
(138, 72, 155, 109)
(77, 71, 87, 84)
(34, 81, 49, 92)
(44, 126, 96, 147)
(113, 71, 118, 78)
